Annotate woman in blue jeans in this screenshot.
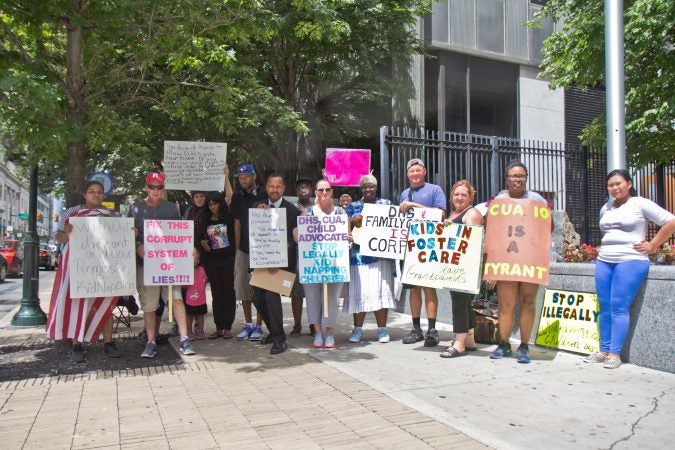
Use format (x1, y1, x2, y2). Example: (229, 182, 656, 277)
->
(584, 170, 675, 369)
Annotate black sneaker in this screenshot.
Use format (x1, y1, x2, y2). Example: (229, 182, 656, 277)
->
(424, 328, 440, 347)
(69, 344, 85, 364)
(516, 344, 531, 364)
(402, 327, 424, 344)
(489, 341, 513, 359)
(103, 342, 121, 358)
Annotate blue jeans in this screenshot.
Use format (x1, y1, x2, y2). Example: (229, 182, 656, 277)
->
(594, 259, 649, 354)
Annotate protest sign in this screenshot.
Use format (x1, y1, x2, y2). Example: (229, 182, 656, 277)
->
(535, 289, 600, 355)
(401, 221, 484, 292)
(483, 198, 551, 285)
(249, 208, 288, 268)
(69, 217, 136, 297)
(163, 141, 227, 191)
(358, 204, 442, 260)
(143, 220, 194, 285)
(324, 148, 370, 186)
(297, 214, 350, 284)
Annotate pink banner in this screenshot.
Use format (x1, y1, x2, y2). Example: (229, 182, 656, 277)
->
(324, 148, 371, 186)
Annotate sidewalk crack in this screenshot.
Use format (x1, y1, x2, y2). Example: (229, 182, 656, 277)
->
(608, 387, 672, 450)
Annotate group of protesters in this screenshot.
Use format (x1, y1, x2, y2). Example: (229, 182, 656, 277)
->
(47, 157, 675, 369)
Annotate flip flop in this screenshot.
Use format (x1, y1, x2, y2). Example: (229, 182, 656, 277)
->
(439, 346, 466, 358)
(208, 331, 224, 340)
(450, 339, 477, 352)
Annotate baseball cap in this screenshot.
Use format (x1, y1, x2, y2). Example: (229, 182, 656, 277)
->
(407, 158, 425, 170)
(145, 171, 165, 185)
(235, 164, 256, 176)
(296, 177, 313, 187)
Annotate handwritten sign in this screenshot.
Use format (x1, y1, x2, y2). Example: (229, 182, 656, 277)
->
(359, 204, 442, 260)
(69, 217, 136, 297)
(401, 221, 484, 292)
(483, 198, 551, 285)
(535, 289, 600, 355)
(143, 220, 194, 285)
(324, 148, 370, 186)
(297, 214, 350, 284)
(249, 208, 288, 268)
(163, 141, 227, 191)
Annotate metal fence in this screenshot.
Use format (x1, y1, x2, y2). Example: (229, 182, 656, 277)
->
(379, 126, 675, 246)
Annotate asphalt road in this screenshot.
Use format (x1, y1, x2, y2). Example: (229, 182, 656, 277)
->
(0, 269, 55, 322)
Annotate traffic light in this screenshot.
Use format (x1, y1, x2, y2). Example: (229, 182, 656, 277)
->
(36, 212, 42, 221)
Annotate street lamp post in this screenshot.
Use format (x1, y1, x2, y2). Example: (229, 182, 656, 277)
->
(11, 164, 46, 326)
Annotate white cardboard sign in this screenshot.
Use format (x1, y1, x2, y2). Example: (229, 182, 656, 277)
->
(163, 141, 227, 190)
(249, 208, 288, 268)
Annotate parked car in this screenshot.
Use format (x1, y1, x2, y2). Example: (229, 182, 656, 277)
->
(0, 253, 7, 282)
(0, 239, 23, 277)
(39, 244, 58, 270)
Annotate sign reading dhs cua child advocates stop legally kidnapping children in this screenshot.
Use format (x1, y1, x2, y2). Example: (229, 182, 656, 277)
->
(143, 220, 194, 286)
(297, 214, 350, 284)
(401, 221, 484, 293)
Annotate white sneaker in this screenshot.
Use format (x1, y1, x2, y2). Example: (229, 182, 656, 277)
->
(583, 351, 607, 363)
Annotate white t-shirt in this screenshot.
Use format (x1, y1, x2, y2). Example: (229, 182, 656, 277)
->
(598, 196, 675, 263)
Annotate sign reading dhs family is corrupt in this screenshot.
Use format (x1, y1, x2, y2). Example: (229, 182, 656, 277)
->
(143, 220, 194, 286)
(358, 204, 443, 260)
(297, 214, 350, 284)
(401, 221, 484, 293)
(535, 289, 600, 355)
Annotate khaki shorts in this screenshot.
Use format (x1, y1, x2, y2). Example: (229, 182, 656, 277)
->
(234, 250, 253, 301)
(136, 266, 183, 312)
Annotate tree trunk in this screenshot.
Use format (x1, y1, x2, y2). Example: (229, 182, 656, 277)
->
(64, 3, 89, 207)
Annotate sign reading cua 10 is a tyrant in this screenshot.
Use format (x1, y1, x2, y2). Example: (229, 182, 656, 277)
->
(143, 220, 194, 286)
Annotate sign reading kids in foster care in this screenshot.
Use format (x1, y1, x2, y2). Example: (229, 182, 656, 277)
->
(324, 148, 370, 186)
(69, 217, 136, 297)
(163, 141, 227, 191)
(297, 214, 350, 284)
(143, 220, 194, 285)
(358, 204, 443, 260)
(401, 221, 484, 293)
(249, 208, 288, 268)
(483, 198, 551, 285)
(535, 289, 600, 355)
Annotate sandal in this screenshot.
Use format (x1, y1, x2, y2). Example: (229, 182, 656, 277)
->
(439, 346, 466, 358)
(449, 339, 477, 352)
(222, 330, 233, 340)
(208, 331, 224, 340)
(289, 325, 302, 337)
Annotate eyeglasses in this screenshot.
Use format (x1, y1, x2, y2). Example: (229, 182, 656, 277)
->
(317, 188, 332, 192)
(147, 184, 165, 190)
(507, 175, 527, 180)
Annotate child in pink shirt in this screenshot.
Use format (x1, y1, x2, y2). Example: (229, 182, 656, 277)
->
(185, 250, 208, 339)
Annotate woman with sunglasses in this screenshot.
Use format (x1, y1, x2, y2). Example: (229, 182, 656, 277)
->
(489, 161, 549, 364)
(297, 179, 346, 349)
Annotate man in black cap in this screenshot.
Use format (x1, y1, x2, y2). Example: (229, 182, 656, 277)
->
(289, 177, 314, 336)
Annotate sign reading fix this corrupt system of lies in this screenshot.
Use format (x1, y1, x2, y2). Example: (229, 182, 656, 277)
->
(401, 221, 484, 293)
(535, 289, 600, 355)
(483, 198, 551, 285)
(359, 204, 443, 260)
(143, 220, 194, 285)
(163, 141, 227, 191)
(69, 217, 136, 298)
(249, 208, 288, 268)
(297, 214, 350, 284)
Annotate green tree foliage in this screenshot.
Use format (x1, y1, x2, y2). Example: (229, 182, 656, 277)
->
(531, 0, 674, 165)
(1, 1, 430, 203)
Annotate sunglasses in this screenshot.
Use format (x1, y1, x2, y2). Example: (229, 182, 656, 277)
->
(317, 188, 332, 192)
(147, 184, 165, 190)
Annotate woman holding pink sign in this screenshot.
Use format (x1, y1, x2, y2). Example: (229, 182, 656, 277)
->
(345, 174, 395, 344)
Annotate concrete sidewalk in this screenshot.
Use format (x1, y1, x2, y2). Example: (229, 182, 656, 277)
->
(0, 281, 673, 449)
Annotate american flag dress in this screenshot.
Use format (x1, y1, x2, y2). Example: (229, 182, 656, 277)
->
(46, 207, 120, 343)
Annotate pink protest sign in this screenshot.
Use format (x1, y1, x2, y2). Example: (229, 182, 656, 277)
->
(324, 148, 371, 186)
(143, 220, 194, 285)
